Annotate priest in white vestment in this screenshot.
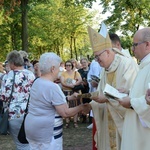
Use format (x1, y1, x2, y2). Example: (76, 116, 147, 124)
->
(87, 23, 138, 150)
(119, 27, 150, 150)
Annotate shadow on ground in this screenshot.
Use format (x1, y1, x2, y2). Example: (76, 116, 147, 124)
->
(0, 121, 92, 150)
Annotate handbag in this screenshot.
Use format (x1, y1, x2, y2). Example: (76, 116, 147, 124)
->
(0, 71, 15, 135)
(18, 113, 28, 144)
(0, 109, 9, 135)
(18, 78, 38, 144)
(73, 84, 84, 92)
(72, 71, 84, 92)
(18, 86, 30, 144)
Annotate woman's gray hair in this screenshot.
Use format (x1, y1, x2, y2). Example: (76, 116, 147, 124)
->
(19, 50, 28, 59)
(7, 50, 24, 66)
(39, 52, 62, 74)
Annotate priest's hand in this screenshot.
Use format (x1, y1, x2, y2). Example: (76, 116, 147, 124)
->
(145, 89, 150, 105)
(118, 96, 132, 108)
(91, 92, 108, 103)
(118, 88, 129, 95)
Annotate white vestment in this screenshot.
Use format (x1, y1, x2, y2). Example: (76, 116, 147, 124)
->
(121, 54, 150, 150)
(91, 54, 138, 150)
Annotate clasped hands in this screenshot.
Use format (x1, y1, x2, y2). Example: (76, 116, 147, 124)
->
(68, 92, 91, 114)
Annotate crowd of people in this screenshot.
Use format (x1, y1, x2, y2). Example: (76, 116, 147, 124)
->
(0, 49, 99, 149)
(0, 22, 150, 150)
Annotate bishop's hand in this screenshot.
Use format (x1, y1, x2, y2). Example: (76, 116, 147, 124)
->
(91, 92, 108, 103)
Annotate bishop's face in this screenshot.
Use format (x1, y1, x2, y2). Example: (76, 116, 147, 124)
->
(94, 49, 110, 68)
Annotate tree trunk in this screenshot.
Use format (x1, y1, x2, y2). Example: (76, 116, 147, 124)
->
(21, 0, 28, 52)
(70, 36, 73, 58)
(74, 37, 78, 60)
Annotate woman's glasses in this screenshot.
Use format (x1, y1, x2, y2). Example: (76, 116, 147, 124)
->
(65, 64, 72, 67)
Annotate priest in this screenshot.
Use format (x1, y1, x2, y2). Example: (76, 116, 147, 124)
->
(119, 27, 150, 150)
(87, 22, 138, 150)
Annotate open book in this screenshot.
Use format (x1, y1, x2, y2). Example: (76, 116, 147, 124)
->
(103, 84, 128, 99)
(77, 84, 128, 99)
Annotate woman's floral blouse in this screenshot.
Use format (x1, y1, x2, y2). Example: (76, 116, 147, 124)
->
(0, 69, 35, 120)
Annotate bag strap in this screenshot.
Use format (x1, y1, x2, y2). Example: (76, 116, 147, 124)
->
(74, 71, 76, 79)
(7, 71, 15, 107)
(25, 77, 38, 114)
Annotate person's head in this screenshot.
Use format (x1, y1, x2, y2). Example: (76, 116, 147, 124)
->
(132, 27, 150, 60)
(109, 33, 122, 51)
(70, 58, 77, 68)
(19, 50, 28, 59)
(32, 60, 39, 72)
(80, 57, 89, 69)
(4, 60, 10, 73)
(39, 52, 61, 79)
(88, 23, 116, 69)
(60, 62, 65, 67)
(65, 60, 74, 70)
(94, 48, 115, 68)
(32, 60, 39, 68)
(7, 50, 24, 70)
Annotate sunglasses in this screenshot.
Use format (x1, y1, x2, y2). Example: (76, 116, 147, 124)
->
(65, 64, 72, 67)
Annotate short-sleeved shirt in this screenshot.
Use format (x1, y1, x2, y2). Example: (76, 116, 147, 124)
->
(25, 78, 67, 143)
(0, 69, 35, 120)
(61, 71, 81, 91)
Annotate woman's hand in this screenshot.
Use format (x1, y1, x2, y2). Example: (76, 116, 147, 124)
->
(82, 103, 91, 115)
(70, 84, 75, 88)
(68, 92, 78, 101)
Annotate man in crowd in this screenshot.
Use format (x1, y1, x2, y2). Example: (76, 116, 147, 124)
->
(109, 33, 131, 57)
(119, 27, 150, 150)
(87, 22, 138, 150)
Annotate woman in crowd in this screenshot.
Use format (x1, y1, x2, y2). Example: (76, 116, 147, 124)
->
(32, 60, 41, 78)
(78, 57, 91, 123)
(25, 52, 88, 150)
(60, 60, 82, 128)
(0, 50, 35, 150)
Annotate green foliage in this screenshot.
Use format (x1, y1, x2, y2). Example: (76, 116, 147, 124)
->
(27, 0, 94, 60)
(0, 0, 95, 61)
(99, 0, 150, 51)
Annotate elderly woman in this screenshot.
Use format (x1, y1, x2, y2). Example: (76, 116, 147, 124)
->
(25, 52, 88, 150)
(0, 50, 35, 150)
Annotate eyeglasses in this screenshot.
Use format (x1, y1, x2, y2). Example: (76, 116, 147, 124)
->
(132, 41, 146, 50)
(65, 65, 71, 67)
(94, 50, 106, 61)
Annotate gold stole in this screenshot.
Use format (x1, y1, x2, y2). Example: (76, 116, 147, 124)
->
(107, 72, 117, 150)
(107, 72, 116, 87)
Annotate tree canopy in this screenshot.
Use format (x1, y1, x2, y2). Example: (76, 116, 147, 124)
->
(1, 0, 150, 61)
(99, 0, 150, 50)
(0, 0, 98, 61)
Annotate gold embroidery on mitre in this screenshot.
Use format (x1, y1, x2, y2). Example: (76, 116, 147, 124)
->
(88, 25, 112, 52)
